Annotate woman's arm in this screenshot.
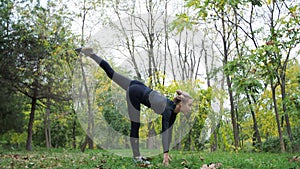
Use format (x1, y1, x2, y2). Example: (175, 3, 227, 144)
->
(161, 104, 177, 165)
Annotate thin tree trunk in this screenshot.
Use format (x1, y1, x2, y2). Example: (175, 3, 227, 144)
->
(72, 109, 77, 149)
(162, 0, 168, 85)
(219, 6, 239, 149)
(227, 76, 239, 149)
(81, 135, 88, 152)
(245, 90, 262, 149)
(212, 72, 225, 151)
(114, 4, 141, 80)
(45, 103, 49, 149)
(178, 128, 182, 150)
(281, 80, 296, 151)
(280, 57, 296, 151)
(79, 57, 94, 151)
(267, 0, 285, 153)
(45, 96, 51, 149)
(203, 36, 218, 152)
(270, 80, 285, 152)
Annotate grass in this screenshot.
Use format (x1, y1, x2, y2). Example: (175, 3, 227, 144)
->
(0, 148, 299, 169)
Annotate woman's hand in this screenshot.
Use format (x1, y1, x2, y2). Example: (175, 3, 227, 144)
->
(163, 152, 171, 166)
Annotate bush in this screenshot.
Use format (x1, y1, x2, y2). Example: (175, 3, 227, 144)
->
(291, 126, 300, 152)
(0, 131, 27, 149)
(262, 136, 288, 153)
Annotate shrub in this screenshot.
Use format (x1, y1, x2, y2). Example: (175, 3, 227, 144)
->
(262, 136, 288, 153)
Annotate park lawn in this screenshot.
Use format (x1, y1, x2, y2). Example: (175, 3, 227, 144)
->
(0, 148, 299, 169)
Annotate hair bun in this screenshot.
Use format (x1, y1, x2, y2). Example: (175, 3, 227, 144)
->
(173, 90, 192, 104)
(176, 90, 183, 95)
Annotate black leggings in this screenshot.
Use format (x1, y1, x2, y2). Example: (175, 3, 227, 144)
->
(98, 58, 150, 157)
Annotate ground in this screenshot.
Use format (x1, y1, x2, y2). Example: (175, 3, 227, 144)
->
(0, 148, 299, 169)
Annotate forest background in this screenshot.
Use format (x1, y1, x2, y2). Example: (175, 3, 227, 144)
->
(0, 0, 300, 157)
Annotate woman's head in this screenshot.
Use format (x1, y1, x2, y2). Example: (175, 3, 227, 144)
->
(173, 90, 193, 115)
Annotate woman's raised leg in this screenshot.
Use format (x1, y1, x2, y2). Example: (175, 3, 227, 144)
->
(79, 47, 132, 90)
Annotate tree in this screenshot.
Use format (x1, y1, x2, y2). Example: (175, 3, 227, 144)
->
(183, 0, 240, 149)
(0, 0, 27, 140)
(248, 0, 300, 152)
(0, 0, 77, 150)
(70, 0, 105, 151)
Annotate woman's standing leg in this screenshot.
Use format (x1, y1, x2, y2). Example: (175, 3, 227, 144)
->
(126, 86, 142, 157)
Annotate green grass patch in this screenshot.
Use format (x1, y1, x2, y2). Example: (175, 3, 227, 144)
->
(0, 148, 299, 168)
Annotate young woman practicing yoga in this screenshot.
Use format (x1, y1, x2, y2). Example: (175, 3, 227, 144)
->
(77, 47, 193, 166)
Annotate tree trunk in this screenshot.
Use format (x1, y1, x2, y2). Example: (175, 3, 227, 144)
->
(88, 136, 93, 150)
(81, 135, 88, 152)
(245, 91, 262, 149)
(80, 135, 93, 152)
(211, 73, 225, 152)
(78, 0, 93, 151)
(211, 131, 218, 152)
(282, 91, 296, 151)
(45, 96, 51, 149)
(79, 57, 94, 151)
(270, 80, 285, 152)
(26, 95, 37, 151)
(72, 109, 77, 149)
(114, 5, 141, 81)
(266, 0, 285, 153)
(218, 6, 239, 149)
(280, 72, 296, 151)
(203, 37, 219, 152)
(227, 75, 239, 149)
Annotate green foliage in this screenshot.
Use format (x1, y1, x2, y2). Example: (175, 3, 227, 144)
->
(10, 132, 27, 147)
(224, 57, 264, 95)
(102, 90, 131, 137)
(0, 131, 27, 149)
(171, 13, 198, 33)
(262, 136, 289, 153)
(187, 87, 213, 150)
(87, 65, 132, 148)
(0, 81, 29, 149)
(291, 126, 300, 152)
(0, 89, 27, 134)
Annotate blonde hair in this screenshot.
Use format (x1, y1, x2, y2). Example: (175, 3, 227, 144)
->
(173, 90, 192, 104)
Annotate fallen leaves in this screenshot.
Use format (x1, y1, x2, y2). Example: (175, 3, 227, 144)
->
(180, 159, 189, 166)
(179, 156, 222, 169)
(289, 156, 300, 163)
(201, 162, 222, 169)
(137, 163, 152, 168)
(1, 150, 300, 169)
(91, 156, 97, 161)
(93, 158, 107, 169)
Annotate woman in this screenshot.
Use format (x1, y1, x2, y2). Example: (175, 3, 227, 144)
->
(77, 47, 193, 166)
